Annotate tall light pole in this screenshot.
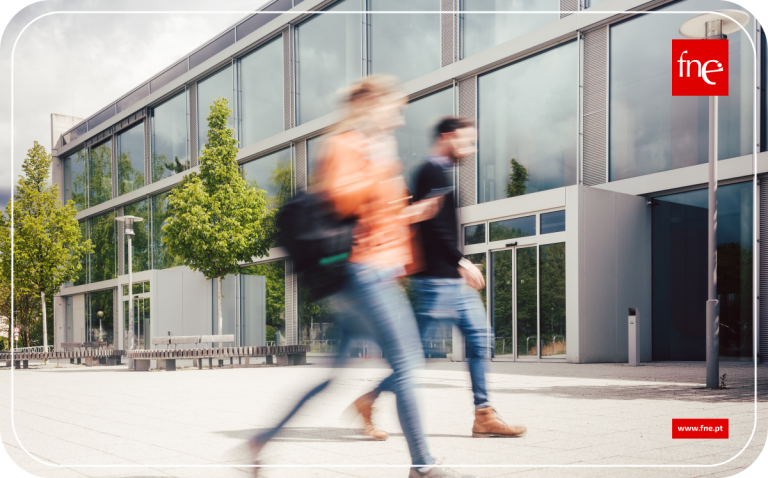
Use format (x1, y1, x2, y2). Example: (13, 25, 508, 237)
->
(115, 215, 143, 369)
(678, 10, 749, 389)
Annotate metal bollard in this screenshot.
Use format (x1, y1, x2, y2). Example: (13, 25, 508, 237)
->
(627, 308, 641, 366)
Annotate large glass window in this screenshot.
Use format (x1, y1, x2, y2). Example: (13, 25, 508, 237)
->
(465, 223, 485, 245)
(652, 181, 752, 361)
(117, 124, 145, 196)
(515, 247, 537, 358)
(369, 0, 440, 83)
(540, 243, 565, 357)
(63, 150, 88, 211)
(198, 65, 234, 156)
(241, 261, 286, 347)
(491, 249, 513, 356)
(239, 38, 284, 148)
(395, 89, 454, 194)
(541, 210, 565, 234)
(88, 141, 113, 207)
(489, 215, 535, 242)
(151, 191, 184, 270)
(461, 0, 560, 59)
(296, 0, 362, 124)
(89, 211, 115, 283)
(298, 277, 337, 351)
(152, 92, 189, 182)
(478, 42, 577, 203)
(123, 200, 150, 274)
(242, 148, 292, 210)
(87, 290, 114, 349)
(610, 0, 753, 181)
(306, 136, 325, 187)
(74, 221, 88, 286)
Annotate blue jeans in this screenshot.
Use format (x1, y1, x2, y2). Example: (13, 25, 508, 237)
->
(254, 263, 433, 467)
(378, 277, 493, 409)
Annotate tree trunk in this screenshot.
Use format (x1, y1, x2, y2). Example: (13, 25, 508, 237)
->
(41, 291, 48, 363)
(217, 276, 223, 348)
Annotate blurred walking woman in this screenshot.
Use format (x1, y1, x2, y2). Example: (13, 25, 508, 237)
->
(250, 76, 466, 478)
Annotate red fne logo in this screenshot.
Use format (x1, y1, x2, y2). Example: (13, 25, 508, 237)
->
(672, 39, 729, 96)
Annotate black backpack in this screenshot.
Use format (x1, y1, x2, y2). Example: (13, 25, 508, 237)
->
(276, 190, 356, 299)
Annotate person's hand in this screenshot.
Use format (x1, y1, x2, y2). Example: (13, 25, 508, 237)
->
(459, 260, 485, 290)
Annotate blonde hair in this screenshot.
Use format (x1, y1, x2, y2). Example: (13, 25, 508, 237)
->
(335, 74, 406, 133)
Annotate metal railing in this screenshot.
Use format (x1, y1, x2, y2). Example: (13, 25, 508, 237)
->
(8, 345, 54, 354)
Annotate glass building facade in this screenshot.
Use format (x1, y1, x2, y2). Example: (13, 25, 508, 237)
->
(198, 65, 234, 156)
(152, 92, 189, 182)
(239, 38, 284, 147)
(88, 140, 112, 207)
(242, 148, 292, 210)
(117, 124, 145, 196)
(123, 199, 150, 273)
(63, 150, 88, 211)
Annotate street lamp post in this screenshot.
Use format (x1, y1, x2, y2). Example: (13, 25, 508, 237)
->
(115, 215, 143, 369)
(678, 10, 749, 389)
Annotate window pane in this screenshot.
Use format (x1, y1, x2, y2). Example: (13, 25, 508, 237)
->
(652, 181, 753, 361)
(152, 92, 189, 182)
(298, 277, 337, 350)
(465, 252, 487, 308)
(516, 247, 537, 358)
(490, 215, 535, 241)
(90, 211, 115, 283)
(240, 39, 284, 147)
(123, 199, 150, 274)
(307, 136, 325, 186)
(151, 191, 184, 270)
(241, 260, 286, 347)
(242, 148, 292, 210)
(394, 88, 454, 194)
(296, 0, 361, 124)
(478, 42, 577, 204)
(464, 223, 485, 245)
(74, 221, 88, 286)
(540, 243, 565, 357)
(369, 0, 440, 83)
(64, 149, 88, 211)
(540, 210, 565, 234)
(117, 124, 145, 196)
(610, 0, 753, 181)
(462, 0, 560, 59)
(198, 66, 234, 156)
(87, 290, 115, 349)
(89, 141, 112, 207)
(491, 249, 512, 355)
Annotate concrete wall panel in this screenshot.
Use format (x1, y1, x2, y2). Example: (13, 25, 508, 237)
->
(72, 294, 85, 343)
(182, 267, 212, 340)
(615, 193, 647, 362)
(156, 267, 184, 340)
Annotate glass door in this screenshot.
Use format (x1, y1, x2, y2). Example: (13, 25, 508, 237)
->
(123, 287, 151, 350)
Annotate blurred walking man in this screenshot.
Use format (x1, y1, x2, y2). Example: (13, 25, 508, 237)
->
(350, 117, 527, 441)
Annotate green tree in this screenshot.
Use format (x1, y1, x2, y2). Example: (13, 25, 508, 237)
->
(1, 142, 93, 352)
(162, 98, 271, 346)
(505, 158, 528, 198)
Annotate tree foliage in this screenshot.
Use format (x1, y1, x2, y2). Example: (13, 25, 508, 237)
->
(505, 158, 528, 198)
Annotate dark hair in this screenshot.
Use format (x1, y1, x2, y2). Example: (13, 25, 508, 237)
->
(434, 116, 473, 140)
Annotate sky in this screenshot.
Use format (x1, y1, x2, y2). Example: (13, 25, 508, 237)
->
(0, 0, 270, 212)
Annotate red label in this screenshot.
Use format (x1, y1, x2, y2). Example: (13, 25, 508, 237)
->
(672, 40, 729, 96)
(672, 419, 729, 439)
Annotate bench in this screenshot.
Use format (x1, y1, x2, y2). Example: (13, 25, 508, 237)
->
(1, 344, 123, 369)
(125, 334, 309, 371)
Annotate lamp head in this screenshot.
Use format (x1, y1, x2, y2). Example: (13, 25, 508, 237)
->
(115, 215, 143, 236)
(678, 10, 750, 39)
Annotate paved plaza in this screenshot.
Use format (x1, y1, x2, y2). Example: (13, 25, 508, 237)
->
(1, 358, 767, 478)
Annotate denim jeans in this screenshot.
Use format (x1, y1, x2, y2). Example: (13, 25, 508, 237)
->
(378, 277, 493, 409)
(254, 263, 433, 467)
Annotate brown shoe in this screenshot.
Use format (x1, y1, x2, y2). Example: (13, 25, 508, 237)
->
(472, 407, 526, 438)
(352, 391, 388, 440)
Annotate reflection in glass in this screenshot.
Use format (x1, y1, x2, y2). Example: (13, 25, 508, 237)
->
(152, 92, 189, 182)
(465, 224, 485, 245)
(610, 0, 753, 181)
(478, 42, 577, 203)
(516, 247, 537, 358)
(489, 215, 535, 242)
(123, 200, 150, 274)
(540, 243, 565, 357)
(296, 0, 361, 124)
(462, 0, 559, 59)
(198, 65, 234, 156)
(241, 261, 286, 346)
(89, 211, 115, 283)
(306, 136, 325, 186)
(124, 297, 150, 350)
(369, 0, 440, 83)
(63, 150, 88, 211)
(395, 89, 454, 194)
(88, 141, 112, 207)
(242, 148, 292, 210)
(541, 210, 565, 234)
(298, 276, 337, 351)
(117, 124, 145, 196)
(239, 38, 284, 147)
(87, 290, 114, 349)
(491, 249, 512, 355)
(151, 191, 184, 270)
(74, 221, 88, 286)
(652, 182, 752, 361)
(465, 252, 487, 308)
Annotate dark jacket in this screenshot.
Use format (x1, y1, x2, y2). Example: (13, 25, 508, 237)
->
(413, 157, 463, 278)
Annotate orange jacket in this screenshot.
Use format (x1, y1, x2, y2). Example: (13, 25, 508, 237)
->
(317, 131, 416, 272)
